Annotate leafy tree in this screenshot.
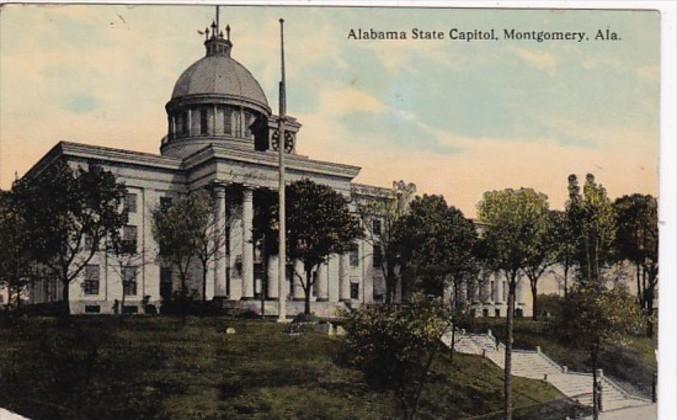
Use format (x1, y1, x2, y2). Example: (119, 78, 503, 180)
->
(341, 294, 450, 420)
(522, 210, 558, 320)
(550, 209, 577, 298)
(151, 193, 203, 297)
(559, 283, 643, 419)
(356, 180, 416, 304)
(0, 189, 35, 311)
(266, 179, 362, 314)
(477, 187, 550, 420)
(395, 195, 478, 297)
(106, 231, 147, 315)
(614, 194, 658, 336)
(13, 160, 128, 316)
(189, 190, 227, 302)
(566, 174, 617, 285)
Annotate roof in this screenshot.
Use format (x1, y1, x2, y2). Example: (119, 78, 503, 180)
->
(171, 55, 269, 109)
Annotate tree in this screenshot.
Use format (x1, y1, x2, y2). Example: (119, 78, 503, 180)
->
(0, 190, 34, 311)
(395, 195, 478, 297)
(341, 294, 450, 420)
(522, 210, 557, 320)
(566, 174, 617, 286)
(106, 232, 147, 316)
(282, 179, 362, 314)
(559, 283, 643, 419)
(356, 180, 416, 304)
(151, 193, 203, 297)
(13, 160, 128, 316)
(190, 190, 226, 302)
(550, 209, 577, 298)
(614, 194, 658, 336)
(477, 187, 550, 420)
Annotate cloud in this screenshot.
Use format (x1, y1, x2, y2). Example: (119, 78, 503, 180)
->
(318, 87, 386, 115)
(64, 94, 100, 113)
(509, 47, 557, 75)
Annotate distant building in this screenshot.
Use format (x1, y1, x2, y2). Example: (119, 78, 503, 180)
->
(25, 20, 528, 317)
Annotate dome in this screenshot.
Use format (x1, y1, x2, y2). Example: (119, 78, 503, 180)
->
(171, 55, 269, 111)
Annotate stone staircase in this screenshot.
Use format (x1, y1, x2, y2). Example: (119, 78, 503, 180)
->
(443, 329, 652, 412)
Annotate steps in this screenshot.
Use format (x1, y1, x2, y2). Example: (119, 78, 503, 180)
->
(443, 329, 652, 412)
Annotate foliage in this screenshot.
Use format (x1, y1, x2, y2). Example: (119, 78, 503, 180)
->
(521, 210, 559, 320)
(0, 317, 568, 420)
(341, 294, 450, 419)
(0, 189, 34, 310)
(565, 174, 617, 285)
(477, 187, 550, 420)
(12, 160, 128, 315)
(549, 210, 577, 297)
(266, 179, 363, 314)
(191, 190, 226, 302)
(559, 283, 643, 418)
(355, 180, 416, 304)
(613, 194, 658, 335)
(151, 191, 217, 297)
(394, 194, 479, 298)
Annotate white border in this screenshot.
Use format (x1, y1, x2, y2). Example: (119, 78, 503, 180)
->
(0, 1, 675, 418)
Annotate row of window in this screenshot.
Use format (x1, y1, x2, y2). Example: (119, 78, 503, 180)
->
(349, 243, 383, 268)
(83, 264, 138, 296)
(124, 193, 175, 215)
(173, 107, 257, 139)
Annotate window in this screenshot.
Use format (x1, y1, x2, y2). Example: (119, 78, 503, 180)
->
(83, 265, 100, 295)
(84, 234, 95, 251)
(125, 193, 137, 214)
(123, 305, 139, 314)
(160, 197, 173, 212)
(372, 219, 382, 235)
(182, 110, 189, 134)
(123, 225, 137, 252)
(200, 107, 209, 135)
(350, 282, 359, 300)
(223, 107, 233, 135)
(349, 243, 359, 267)
(373, 244, 383, 268)
(123, 266, 138, 296)
(244, 111, 255, 138)
(495, 309, 501, 318)
(85, 305, 101, 313)
(483, 308, 489, 318)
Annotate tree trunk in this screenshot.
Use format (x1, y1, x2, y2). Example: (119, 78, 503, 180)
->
(563, 263, 569, 298)
(201, 260, 208, 302)
(592, 346, 599, 420)
(61, 280, 70, 317)
(531, 281, 538, 321)
(635, 263, 642, 308)
(504, 273, 516, 420)
(450, 323, 456, 364)
(304, 269, 312, 315)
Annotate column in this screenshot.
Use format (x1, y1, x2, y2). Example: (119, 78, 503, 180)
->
(241, 187, 254, 299)
(213, 185, 227, 297)
(495, 276, 503, 304)
(293, 260, 305, 300)
(187, 108, 192, 136)
(267, 254, 279, 299)
(339, 253, 351, 302)
(316, 262, 329, 301)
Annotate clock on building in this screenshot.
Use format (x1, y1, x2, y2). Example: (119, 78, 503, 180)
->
(271, 129, 294, 153)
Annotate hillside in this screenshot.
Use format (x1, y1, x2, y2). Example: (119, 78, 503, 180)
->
(0, 316, 584, 419)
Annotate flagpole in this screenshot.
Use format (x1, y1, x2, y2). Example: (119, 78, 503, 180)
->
(277, 18, 287, 323)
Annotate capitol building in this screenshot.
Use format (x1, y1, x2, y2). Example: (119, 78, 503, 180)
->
(25, 20, 530, 317)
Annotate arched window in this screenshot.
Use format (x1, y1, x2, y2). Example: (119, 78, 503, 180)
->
(223, 106, 233, 135)
(200, 107, 209, 135)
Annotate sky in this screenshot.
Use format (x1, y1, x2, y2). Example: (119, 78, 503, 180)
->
(0, 5, 659, 217)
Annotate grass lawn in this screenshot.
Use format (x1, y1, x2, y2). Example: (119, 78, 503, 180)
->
(466, 318, 657, 397)
(0, 316, 580, 419)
